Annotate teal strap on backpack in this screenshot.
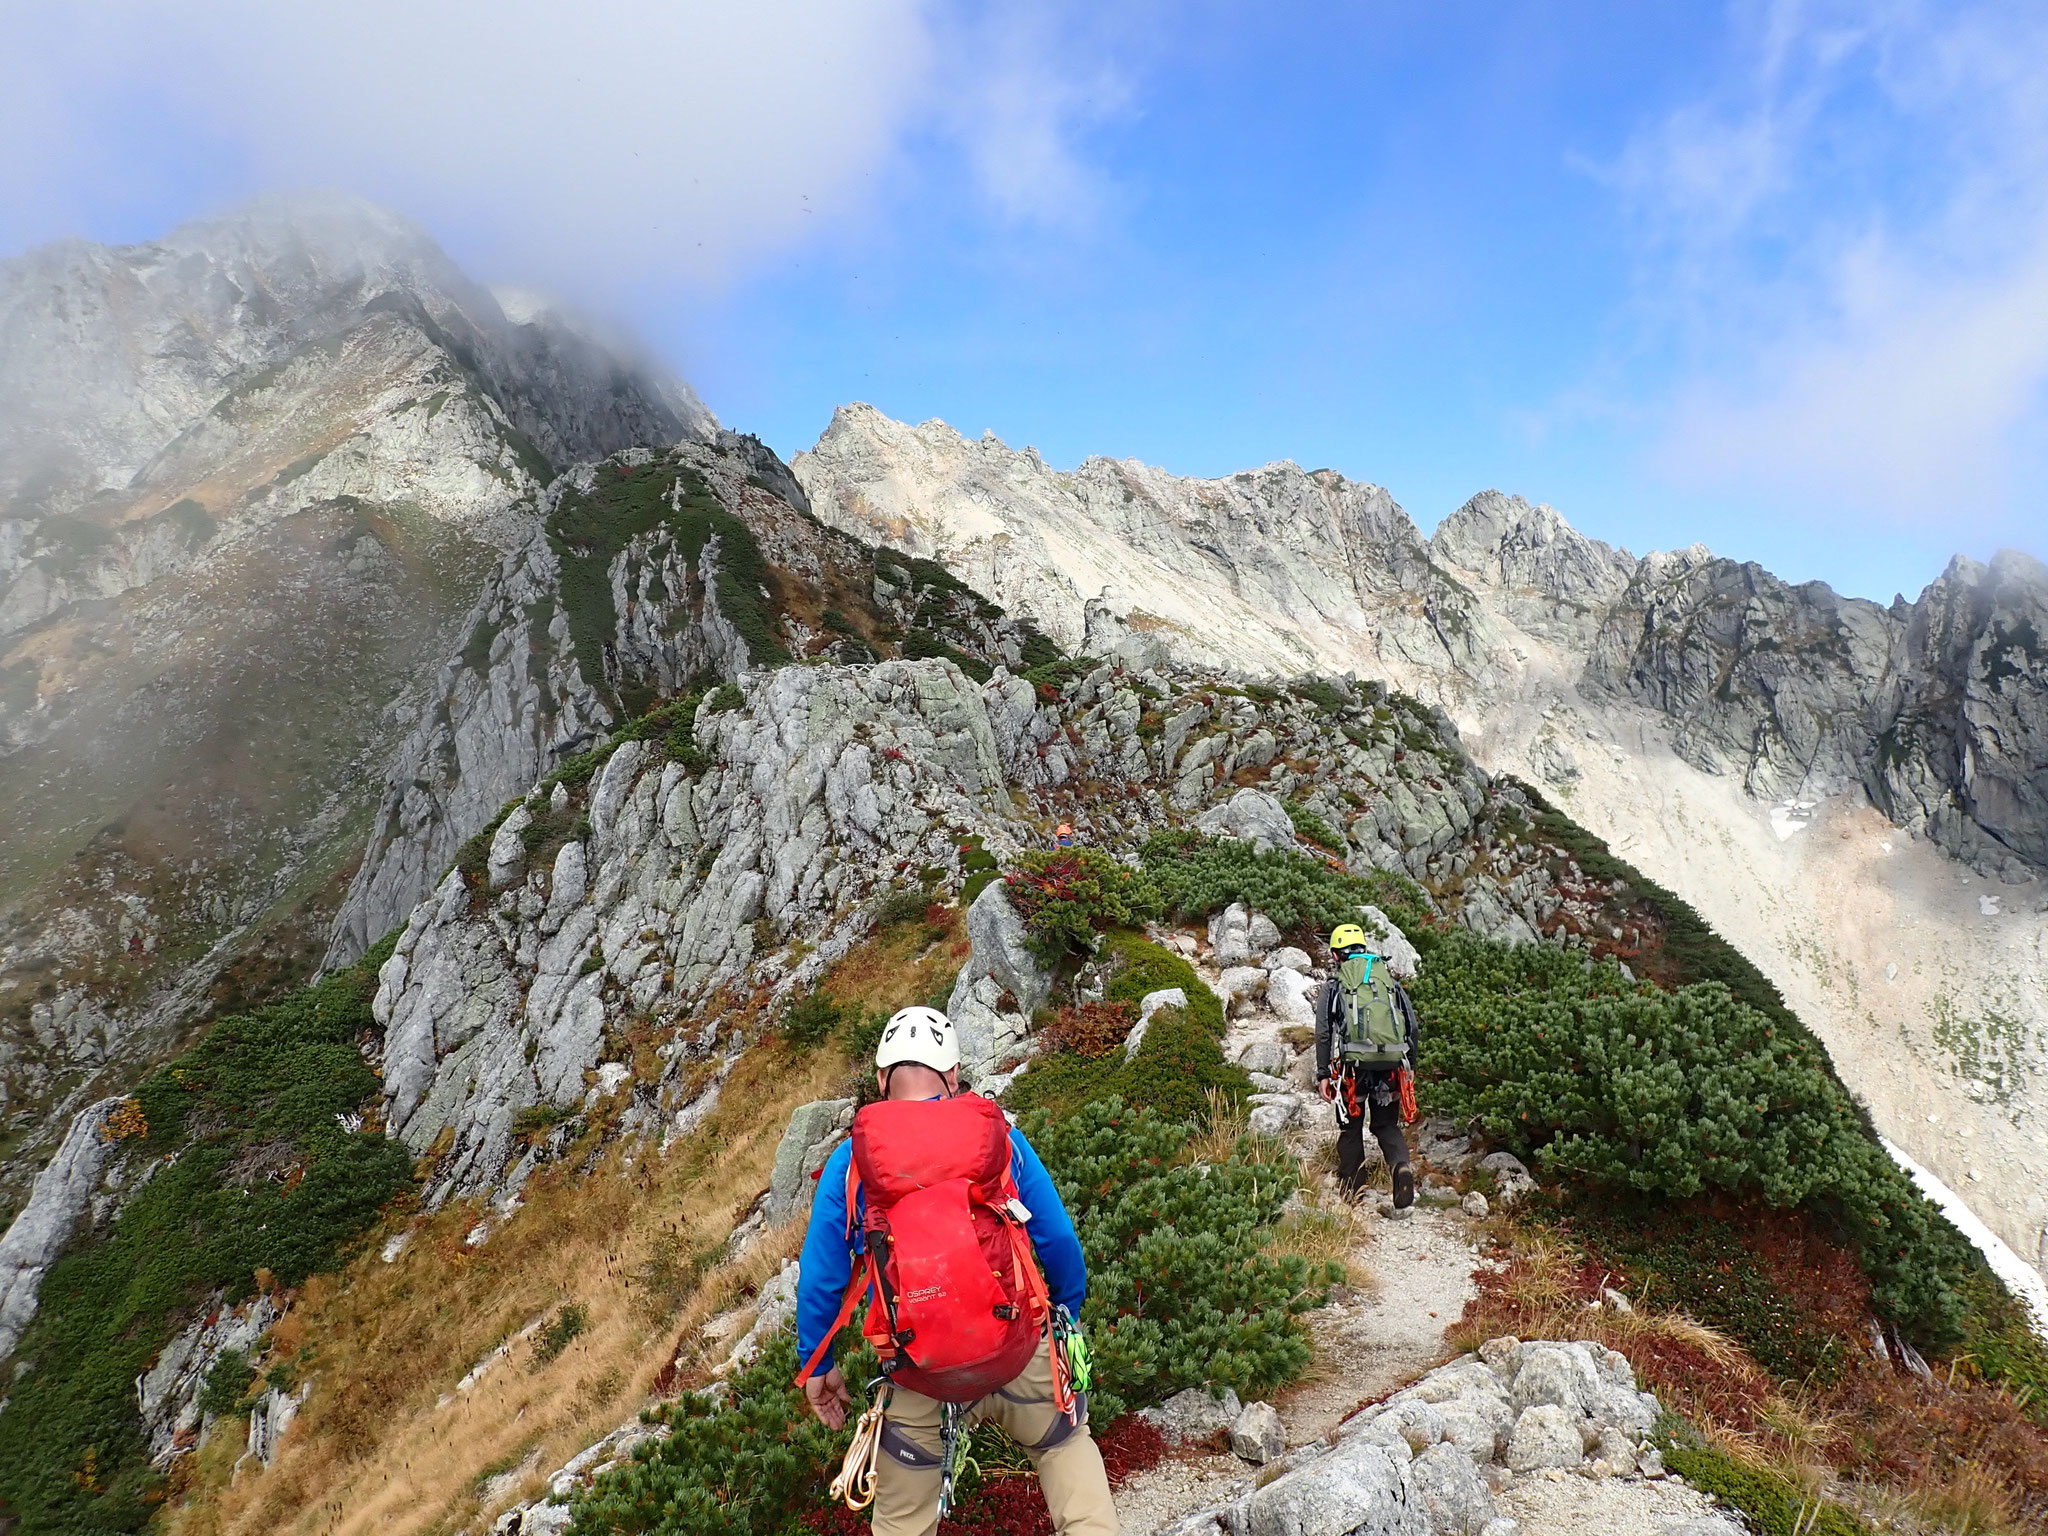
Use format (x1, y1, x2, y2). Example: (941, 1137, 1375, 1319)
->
(1337, 954, 1406, 1067)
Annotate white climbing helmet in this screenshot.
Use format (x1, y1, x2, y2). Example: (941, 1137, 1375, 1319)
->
(875, 1005, 960, 1074)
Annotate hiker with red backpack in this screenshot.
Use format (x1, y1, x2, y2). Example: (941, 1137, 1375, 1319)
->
(1315, 923, 1421, 1209)
(795, 1006, 1115, 1536)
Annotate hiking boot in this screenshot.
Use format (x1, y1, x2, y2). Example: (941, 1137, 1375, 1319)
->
(1391, 1163, 1415, 1211)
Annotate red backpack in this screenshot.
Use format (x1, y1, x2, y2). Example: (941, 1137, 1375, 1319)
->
(796, 1094, 1049, 1402)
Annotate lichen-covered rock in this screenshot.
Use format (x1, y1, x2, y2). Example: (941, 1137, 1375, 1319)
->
(1244, 1437, 1426, 1536)
(1408, 1442, 1498, 1536)
(1198, 789, 1299, 855)
(767, 1100, 855, 1225)
(1504, 1404, 1582, 1471)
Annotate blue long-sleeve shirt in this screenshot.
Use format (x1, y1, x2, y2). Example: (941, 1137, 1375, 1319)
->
(795, 1126, 1086, 1379)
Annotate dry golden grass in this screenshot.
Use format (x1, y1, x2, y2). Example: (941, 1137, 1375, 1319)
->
(818, 904, 970, 1022)
(166, 1039, 850, 1536)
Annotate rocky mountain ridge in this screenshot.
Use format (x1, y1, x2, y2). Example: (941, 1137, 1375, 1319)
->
(793, 403, 2048, 1264)
(0, 198, 711, 1214)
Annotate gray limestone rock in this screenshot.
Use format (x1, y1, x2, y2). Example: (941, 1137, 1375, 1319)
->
(1408, 1442, 1498, 1536)
(1246, 911, 1284, 955)
(1231, 1400, 1288, 1464)
(1504, 1405, 1582, 1472)
(1141, 1386, 1243, 1443)
(947, 883, 1055, 1082)
(489, 805, 535, 891)
(0, 1097, 122, 1360)
(1477, 1152, 1535, 1207)
(767, 1100, 856, 1226)
(1210, 902, 1253, 966)
(1198, 789, 1299, 855)
(1243, 1436, 1426, 1536)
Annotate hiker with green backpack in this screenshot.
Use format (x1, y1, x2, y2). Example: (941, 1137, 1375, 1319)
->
(1315, 922, 1420, 1208)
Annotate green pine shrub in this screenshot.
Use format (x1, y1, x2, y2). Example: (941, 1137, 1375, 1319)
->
(1659, 1441, 1873, 1536)
(1139, 832, 1429, 940)
(0, 951, 413, 1532)
(1282, 800, 1344, 853)
(1410, 928, 1971, 1347)
(1005, 934, 1245, 1124)
(568, 1331, 868, 1536)
(198, 1348, 257, 1417)
(1023, 1097, 1338, 1422)
(1002, 851, 1162, 960)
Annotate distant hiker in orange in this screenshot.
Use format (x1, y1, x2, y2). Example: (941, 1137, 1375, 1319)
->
(1055, 823, 1076, 849)
(796, 1008, 1114, 1535)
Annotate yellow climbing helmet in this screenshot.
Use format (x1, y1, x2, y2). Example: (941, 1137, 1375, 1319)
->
(1328, 923, 1370, 952)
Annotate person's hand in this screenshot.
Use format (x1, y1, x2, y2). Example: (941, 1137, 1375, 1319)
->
(805, 1366, 852, 1429)
(1318, 1077, 1336, 1102)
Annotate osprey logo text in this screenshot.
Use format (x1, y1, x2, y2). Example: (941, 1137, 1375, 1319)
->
(905, 1284, 945, 1303)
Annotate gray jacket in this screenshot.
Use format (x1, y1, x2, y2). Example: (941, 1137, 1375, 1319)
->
(1313, 972, 1420, 1080)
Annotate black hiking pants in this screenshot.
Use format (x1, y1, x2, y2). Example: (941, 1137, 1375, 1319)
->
(1335, 1067, 1408, 1192)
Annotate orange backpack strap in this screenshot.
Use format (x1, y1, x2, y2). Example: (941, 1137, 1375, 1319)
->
(792, 1162, 872, 1386)
(796, 1262, 873, 1385)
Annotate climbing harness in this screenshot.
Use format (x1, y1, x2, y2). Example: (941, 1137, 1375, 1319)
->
(938, 1402, 979, 1519)
(828, 1378, 893, 1511)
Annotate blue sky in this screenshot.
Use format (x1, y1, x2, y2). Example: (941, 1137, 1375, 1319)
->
(7, 0, 2046, 602)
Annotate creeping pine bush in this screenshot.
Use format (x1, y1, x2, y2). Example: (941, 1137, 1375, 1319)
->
(1006, 934, 1247, 1124)
(1002, 850, 1161, 959)
(1025, 1097, 1338, 1422)
(569, 1100, 1331, 1535)
(1139, 832, 1429, 940)
(0, 949, 413, 1533)
(1410, 929, 1971, 1347)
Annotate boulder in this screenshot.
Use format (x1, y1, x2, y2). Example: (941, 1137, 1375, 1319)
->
(946, 883, 1055, 1080)
(1242, 1437, 1425, 1536)
(1408, 1442, 1497, 1536)
(1504, 1404, 1582, 1471)
(488, 805, 534, 890)
(1461, 1191, 1490, 1219)
(1264, 946, 1312, 974)
(1210, 902, 1253, 966)
(1266, 967, 1318, 1029)
(1236, 1034, 1288, 1077)
(1216, 966, 1268, 1016)
(1140, 1386, 1242, 1443)
(1477, 1152, 1534, 1207)
(1231, 1400, 1288, 1464)
(1246, 912, 1284, 955)
(1197, 789, 1299, 856)
(765, 1099, 855, 1225)
(1357, 905, 1420, 980)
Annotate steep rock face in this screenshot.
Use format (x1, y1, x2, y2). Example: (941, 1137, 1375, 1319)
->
(369, 649, 1571, 1207)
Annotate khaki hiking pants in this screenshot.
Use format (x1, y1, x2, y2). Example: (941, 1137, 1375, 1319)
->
(871, 1331, 1116, 1536)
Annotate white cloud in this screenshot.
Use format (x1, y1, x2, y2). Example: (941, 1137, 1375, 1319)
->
(1611, 0, 2048, 535)
(0, 0, 1140, 294)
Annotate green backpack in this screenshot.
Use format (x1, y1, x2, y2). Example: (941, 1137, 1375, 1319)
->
(1336, 955, 1406, 1067)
